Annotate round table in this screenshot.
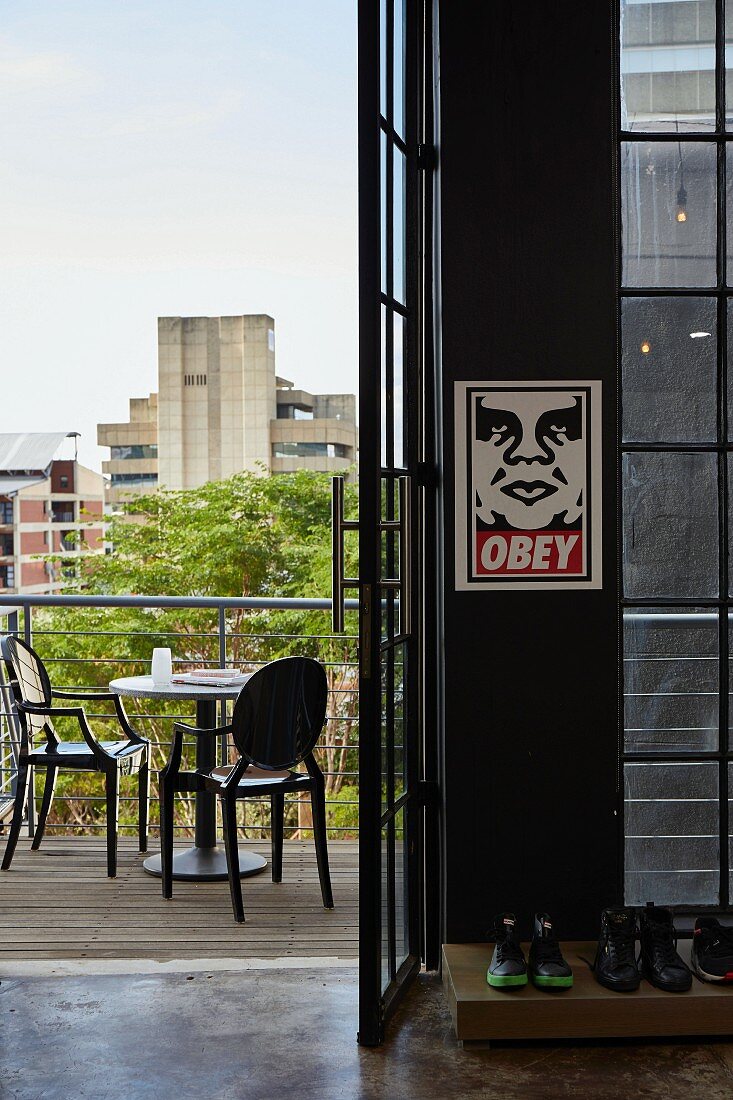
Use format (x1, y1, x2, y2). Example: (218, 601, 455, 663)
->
(109, 674, 267, 882)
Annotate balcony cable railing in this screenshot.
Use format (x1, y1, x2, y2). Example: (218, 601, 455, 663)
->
(0, 593, 360, 840)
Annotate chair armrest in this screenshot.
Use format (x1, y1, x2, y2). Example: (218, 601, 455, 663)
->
(111, 695, 147, 744)
(173, 721, 233, 737)
(52, 689, 117, 702)
(218, 755, 247, 792)
(160, 723, 234, 785)
(18, 701, 107, 760)
(50, 691, 147, 746)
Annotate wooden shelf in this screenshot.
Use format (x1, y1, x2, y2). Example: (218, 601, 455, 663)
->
(443, 942, 733, 1042)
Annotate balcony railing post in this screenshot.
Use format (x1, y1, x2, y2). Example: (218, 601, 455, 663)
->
(0, 593, 360, 840)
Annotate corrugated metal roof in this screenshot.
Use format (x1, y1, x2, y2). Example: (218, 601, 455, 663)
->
(0, 433, 72, 474)
(0, 475, 46, 496)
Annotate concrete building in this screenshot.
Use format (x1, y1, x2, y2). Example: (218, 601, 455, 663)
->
(97, 394, 158, 504)
(0, 433, 105, 594)
(97, 315, 357, 497)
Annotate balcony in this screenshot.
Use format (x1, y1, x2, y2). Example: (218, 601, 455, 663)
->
(0, 593, 359, 966)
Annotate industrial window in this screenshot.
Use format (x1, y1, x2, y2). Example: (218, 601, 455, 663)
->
(0, 501, 11, 525)
(110, 445, 158, 460)
(272, 442, 349, 458)
(619, 0, 733, 909)
(0, 564, 14, 588)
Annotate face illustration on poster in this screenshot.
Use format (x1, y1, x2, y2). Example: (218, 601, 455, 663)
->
(472, 391, 585, 531)
(453, 380, 602, 590)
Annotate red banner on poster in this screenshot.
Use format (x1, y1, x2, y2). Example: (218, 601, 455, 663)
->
(475, 530, 583, 576)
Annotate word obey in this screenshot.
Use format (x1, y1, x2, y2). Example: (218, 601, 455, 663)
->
(476, 531, 582, 576)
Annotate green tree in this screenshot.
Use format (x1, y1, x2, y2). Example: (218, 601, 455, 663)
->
(32, 470, 359, 839)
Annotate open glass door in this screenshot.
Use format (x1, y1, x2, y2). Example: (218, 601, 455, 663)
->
(353, 0, 430, 1046)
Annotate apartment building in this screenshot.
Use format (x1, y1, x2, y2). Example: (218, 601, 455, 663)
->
(97, 315, 357, 497)
(97, 394, 158, 504)
(0, 433, 105, 594)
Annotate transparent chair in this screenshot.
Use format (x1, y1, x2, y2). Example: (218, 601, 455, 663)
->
(1, 635, 149, 877)
(160, 655, 334, 922)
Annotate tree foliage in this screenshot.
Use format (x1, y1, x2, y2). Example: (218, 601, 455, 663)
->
(31, 470, 359, 838)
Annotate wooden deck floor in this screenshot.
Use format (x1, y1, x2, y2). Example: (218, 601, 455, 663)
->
(0, 837, 358, 963)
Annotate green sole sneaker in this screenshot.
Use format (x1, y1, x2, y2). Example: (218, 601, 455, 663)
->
(531, 974, 573, 989)
(487, 972, 528, 988)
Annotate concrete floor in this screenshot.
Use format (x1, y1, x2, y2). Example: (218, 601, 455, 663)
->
(3, 967, 733, 1100)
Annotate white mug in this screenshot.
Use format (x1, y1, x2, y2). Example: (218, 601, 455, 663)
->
(151, 647, 173, 685)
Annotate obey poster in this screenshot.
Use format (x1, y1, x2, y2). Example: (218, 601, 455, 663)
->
(454, 381, 602, 590)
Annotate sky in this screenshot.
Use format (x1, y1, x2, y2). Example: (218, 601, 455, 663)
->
(0, 1, 357, 471)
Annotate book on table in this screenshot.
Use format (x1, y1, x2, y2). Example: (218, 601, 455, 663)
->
(171, 668, 249, 686)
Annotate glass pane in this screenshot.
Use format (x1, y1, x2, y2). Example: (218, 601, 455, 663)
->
(727, 0, 733, 127)
(380, 131, 388, 295)
(622, 141, 716, 287)
(381, 654, 389, 810)
(393, 642, 405, 801)
(621, 0, 716, 132)
(622, 297, 716, 442)
(393, 146, 406, 304)
(393, 312, 405, 469)
(622, 451, 718, 597)
(380, 305, 388, 468)
(380, 0, 388, 119)
(726, 147, 733, 282)
(381, 530, 397, 643)
(381, 825, 391, 991)
(727, 300, 733, 433)
(624, 608, 718, 753)
(625, 762, 719, 905)
(729, 762, 733, 901)
(393, 0, 405, 138)
(727, 456, 733, 595)
(394, 807, 409, 971)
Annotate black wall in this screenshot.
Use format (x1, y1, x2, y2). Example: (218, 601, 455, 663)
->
(436, 1, 620, 941)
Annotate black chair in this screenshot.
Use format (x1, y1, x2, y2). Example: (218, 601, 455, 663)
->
(160, 655, 334, 923)
(1, 635, 149, 878)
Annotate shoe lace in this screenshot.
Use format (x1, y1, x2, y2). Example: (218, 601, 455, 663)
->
(491, 924, 523, 964)
(607, 927, 636, 967)
(645, 921, 679, 967)
(701, 926, 733, 958)
(534, 936, 564, 965)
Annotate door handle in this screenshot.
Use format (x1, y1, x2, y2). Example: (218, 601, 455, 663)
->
(331, 477, 359, 633)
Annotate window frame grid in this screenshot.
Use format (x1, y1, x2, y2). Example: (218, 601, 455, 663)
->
(618, 0, 732, 911)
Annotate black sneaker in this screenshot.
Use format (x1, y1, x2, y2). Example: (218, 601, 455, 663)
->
(593, 907, 640, 992)
(528, 913, 573, 990)
(487, 913, 527, 989)
(638, 904, 691, 992)
(691, 917, 733, 983)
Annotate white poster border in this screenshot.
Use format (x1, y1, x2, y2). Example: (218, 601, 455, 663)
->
(454, 379, 603, 592)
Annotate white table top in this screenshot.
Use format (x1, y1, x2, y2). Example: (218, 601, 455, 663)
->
(109, 674, 251, 702)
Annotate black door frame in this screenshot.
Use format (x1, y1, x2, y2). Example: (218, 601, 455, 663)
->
(357, 0, 438, 1046)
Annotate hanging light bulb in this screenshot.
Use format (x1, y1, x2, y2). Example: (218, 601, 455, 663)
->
(676, 183, 688, 223)
(640, 340, 651, 354)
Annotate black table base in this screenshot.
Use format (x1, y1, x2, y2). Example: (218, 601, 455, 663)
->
(143, 845, 267, 882)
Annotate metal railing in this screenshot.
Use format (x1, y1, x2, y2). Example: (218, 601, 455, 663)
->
(0, 593, 359, 841)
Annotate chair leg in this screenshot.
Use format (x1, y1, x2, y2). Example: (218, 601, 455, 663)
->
(105, 769, 119, 878)
(1, 763, 29, 871)
(221, 794, 245, 923)
(159, 775, 175, 899)
(31, 766, 57, 851)
(271, 790, 284, 884)
(138, 756, 150, 854)
(310, 781, 334, 909)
